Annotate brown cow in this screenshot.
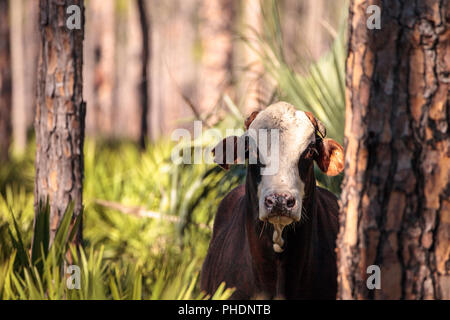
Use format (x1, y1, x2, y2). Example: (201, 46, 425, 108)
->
(200, 102, 344, 299)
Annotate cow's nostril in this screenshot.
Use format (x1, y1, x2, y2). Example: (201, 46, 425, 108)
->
(265, 194, 295, 211)
(264, 196, 275, 209)
(286, 197, 296, 208)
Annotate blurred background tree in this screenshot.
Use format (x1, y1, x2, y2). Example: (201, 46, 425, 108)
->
(0, 0, 12, 163)
(136, 0, 150, 149)
(0, 0, 350, 300)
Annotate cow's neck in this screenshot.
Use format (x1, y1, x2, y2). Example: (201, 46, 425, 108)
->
(244, 164, 318, 299)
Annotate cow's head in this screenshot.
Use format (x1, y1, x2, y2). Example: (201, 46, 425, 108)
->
(212, 102, 343, 252)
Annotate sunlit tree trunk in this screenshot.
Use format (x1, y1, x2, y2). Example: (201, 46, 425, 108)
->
(149, 0, 197, 139)
(281, 0, 303, 65)
(35, 0, 85, 245)
(0, 0, 12, 163)
(84, 0, 115, 137)
(197, 0, 234, 119)
(10, 0, 27, 154)
(23, 0, 40, 147)
(303, 0, 326, 60)
(338, 0, 449, 300)
(113, 1, 141, 141)
(241, 0, 267, 114)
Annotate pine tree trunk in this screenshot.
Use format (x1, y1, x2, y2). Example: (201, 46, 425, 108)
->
(35, 0, 85, 245)
(84, 0, 115, 138)
(10, 0, 27, 155)
(337, 0, 449, 299)
(241, 0, 266, 114)
(113, 1, 141, 140)
(23, 0, 40, 149)
(303, 0, 326, 60)
(148, 0, 197, 139)
(137, 0, 150, 148)
(197, 0, 234, 117)
(0, 0, 12, 163)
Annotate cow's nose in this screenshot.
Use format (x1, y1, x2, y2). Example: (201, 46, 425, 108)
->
(264, 193, 296, 212)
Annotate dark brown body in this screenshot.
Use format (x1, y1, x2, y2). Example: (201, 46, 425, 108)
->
(201, 163, 339, 299)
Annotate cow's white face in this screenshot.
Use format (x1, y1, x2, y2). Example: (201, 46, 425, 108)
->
(247, 102, 315, 227)
(212, 102, 344, 252)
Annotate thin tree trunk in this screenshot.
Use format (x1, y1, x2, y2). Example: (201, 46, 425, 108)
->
(0, 0, 12, 163)
(241, 0, 266, 114)
(148, 0, 197, 139)
(23, 0, 40, 146)
(113, 1, 141, 141)
(137, 0, 150, 149)
(10, 0, 27, 154)
(84, 0, 115, 138)
(35, 0, 86, 245)
(338, 0, 449, 300)
(240, 0, 272, 115)
(197, 0, 234, 118)
(281, 0, 302, 66)
(304, 0, 326, 60)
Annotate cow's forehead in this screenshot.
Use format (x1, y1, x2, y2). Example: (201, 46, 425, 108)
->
(248, 102, 316, 142)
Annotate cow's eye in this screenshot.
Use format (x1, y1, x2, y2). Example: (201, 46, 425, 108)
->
(304, 144, 318, 159)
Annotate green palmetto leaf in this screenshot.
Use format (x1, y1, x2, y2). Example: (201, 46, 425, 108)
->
(179, 272, 199, 300)
(0, 252, 16, 299)
(30, 200, 50, 276)
(51, 202, 82, 266)
(10, 271, 27, 299)
(131, 271, 142, 300)
(109, 274, 121, 300)
(52, 202, 74, 250)
(210, 282, 235, 300)
(7, 207, 31, 270)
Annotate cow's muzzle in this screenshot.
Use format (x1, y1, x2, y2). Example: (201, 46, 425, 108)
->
(261, 192, 300, 253)
(264, 193, 297, 219)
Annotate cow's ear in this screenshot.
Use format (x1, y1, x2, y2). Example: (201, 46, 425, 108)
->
(315, 138, 344, 176)
(212, 136, 245, 170)
(244, 110, 260, 130)
(305, 111, 326, 138)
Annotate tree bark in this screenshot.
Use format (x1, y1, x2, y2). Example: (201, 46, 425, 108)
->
(0, 0, 12, 163)
(24, 0, 40, 140)
(84, 0, 115, 138)
(241, 0, 267, 114)
(137, 0, 150, 149)
(112, 1, 141, 140)
(197, 0, 234, 118)
(23, 0, 41, 150)
(10, 0, 27, 155)
(148, 0, 197, 139)
(303, 0, 326, 60)
(338, 0, 449, 299)
(35, 0, 85, 245)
